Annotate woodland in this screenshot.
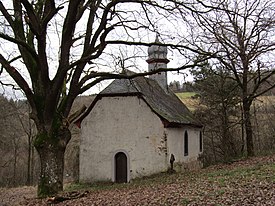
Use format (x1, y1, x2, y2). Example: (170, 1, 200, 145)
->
(1, 0, 275, 200)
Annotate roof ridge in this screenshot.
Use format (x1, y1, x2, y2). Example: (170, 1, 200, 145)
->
(98, 74, 202, 127)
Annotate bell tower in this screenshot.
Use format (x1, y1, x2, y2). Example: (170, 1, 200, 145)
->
(146, 36, 170, 91)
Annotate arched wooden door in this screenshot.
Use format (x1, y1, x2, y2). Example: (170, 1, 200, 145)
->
(115, 152, 127, 183)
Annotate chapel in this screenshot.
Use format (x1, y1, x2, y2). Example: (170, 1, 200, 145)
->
(79, 37, 203, 183)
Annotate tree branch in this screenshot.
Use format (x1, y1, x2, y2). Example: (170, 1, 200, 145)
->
(21, 0, 42, 35)
(0, 54, 35, 108)
(0, 32, 38, 61)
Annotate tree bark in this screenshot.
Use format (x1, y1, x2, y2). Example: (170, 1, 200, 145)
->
(27, 132, 32, 185)
(221, 102, 232, 160)
(240, 104, 245, 154)
(243, 100, 254, 157)
(34, 127, 71, 197)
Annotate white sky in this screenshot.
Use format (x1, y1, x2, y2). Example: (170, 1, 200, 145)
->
(0, 1, 194, 99)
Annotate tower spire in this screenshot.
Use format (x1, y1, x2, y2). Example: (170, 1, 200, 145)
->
(146, 36, 170, 91)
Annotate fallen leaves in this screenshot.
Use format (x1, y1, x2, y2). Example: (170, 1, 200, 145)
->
(46, 191, 90, 204)
(0, 186, 36, 206)
(2, 154, 275, 206)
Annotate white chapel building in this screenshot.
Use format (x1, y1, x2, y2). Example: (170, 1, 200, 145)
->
(79, 37, 203, 183)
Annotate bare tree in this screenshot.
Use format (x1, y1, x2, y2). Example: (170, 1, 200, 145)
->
(0, 1, 205, 196)
(15, 102, 36, 185)
(0, 96, 29, 187)
(0, 96, 15, 186)
(184, 0, 275, 156)
(191, 60, 241, 163)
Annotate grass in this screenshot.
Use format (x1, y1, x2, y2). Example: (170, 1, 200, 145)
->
(175, 92, 199, 111)
(65, 163, 268, 192)
(65, 172, 178, 192)
(65, 181, 127, 192)
(204, 163, 275, 188)
(61, 156, 275, 206)
(18, 155, 275, 205)
(175, 92, 197, 99)
(181, 198, 191, 205)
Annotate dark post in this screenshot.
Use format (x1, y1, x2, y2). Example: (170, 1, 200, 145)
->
(169, 154, 175, 172)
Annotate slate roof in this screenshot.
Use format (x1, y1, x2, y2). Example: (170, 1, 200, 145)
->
(98, 73, 202, 128)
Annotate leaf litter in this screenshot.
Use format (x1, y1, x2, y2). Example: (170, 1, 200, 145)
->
(1, 155, 275, 206)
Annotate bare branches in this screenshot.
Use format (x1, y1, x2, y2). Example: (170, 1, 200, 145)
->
(0, 2, 14, 28)
(21, 0, 41, 35)
(77, 56, 209, 93)
(186, 0, 275, 156)
(189, 0, 275, 77)
(0, 54, 34, 107)
(0, 32, 38, 60)
(2, 0, 256, 125)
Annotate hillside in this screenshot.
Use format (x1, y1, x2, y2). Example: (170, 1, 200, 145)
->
(2, 154, 275, 206)
(176, 92, 199, 111)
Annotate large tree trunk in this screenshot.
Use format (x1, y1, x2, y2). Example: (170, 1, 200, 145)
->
(26, 133, 33, 185)
(221, 102, 234, 160)
(34, 127, 71, 197)
(243, 100, 254, 157)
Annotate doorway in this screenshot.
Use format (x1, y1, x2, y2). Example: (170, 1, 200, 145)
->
(115, 152, 127, 183)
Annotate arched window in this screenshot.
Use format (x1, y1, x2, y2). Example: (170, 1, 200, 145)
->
(184, 131, 188, 156)
(199, 131, 203, 152)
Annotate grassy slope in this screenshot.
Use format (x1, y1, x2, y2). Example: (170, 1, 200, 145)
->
(21, 155, 275, 205)
(175, 92, 197, 99)
(176, 92, 199, 111)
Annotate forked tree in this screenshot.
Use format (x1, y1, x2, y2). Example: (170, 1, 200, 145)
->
(0, 0, 204, 197)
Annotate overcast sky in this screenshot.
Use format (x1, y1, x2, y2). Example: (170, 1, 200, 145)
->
(0, 1, 194, 99)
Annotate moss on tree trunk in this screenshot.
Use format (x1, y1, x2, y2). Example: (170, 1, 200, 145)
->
(34, 128, 71, 197)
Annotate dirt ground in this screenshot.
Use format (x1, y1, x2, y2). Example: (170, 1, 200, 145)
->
(1, 155, 275, 206)
(0, 186, 36, 206)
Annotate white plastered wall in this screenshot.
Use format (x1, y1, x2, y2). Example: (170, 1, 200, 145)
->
(79, 96, 168, 183)
(166, 127, 202, 164)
